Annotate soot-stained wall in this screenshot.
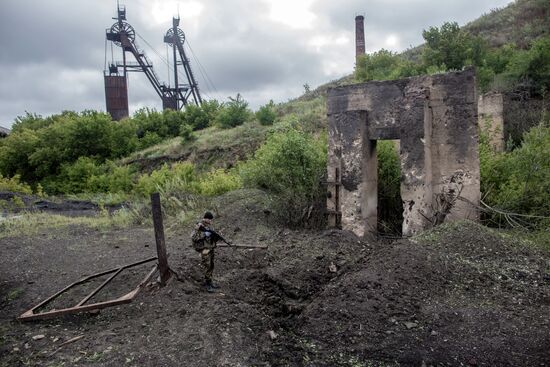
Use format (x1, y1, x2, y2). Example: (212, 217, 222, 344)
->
(327, 68, 480, 237)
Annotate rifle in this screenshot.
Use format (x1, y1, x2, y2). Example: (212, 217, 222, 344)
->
(217, 243, 268, 249)
(199, 225, 267, 250)
(198, 225, 232, 245)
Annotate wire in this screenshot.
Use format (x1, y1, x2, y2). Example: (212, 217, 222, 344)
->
(186, 39, 217, 94)
(135, 31, 170, 67)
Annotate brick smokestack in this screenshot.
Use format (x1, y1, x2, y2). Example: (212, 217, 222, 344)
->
(355, 15, 365, 61)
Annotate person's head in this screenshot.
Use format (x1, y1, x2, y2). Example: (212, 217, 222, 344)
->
(203, 211, 214, 224)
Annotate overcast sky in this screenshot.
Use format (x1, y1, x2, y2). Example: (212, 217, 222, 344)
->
(0, 0, 513, 128)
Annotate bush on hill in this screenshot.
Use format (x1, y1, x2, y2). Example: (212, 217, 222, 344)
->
(255, 100, 277, 126)
(216, 94, 252, 129)
(239, 126, 326, 226)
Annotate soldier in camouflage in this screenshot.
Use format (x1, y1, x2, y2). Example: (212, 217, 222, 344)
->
(191, 211, 219, 293)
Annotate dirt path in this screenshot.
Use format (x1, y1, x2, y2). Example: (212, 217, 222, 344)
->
(1, 192, 549, 366)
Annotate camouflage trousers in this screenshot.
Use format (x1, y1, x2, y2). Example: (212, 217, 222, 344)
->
(200, 248, 215, 283)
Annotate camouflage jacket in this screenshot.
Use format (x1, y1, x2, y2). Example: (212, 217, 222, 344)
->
(191, 220, 217, 251)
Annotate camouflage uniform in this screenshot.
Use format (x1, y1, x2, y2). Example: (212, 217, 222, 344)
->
(191, 219, 217, 284)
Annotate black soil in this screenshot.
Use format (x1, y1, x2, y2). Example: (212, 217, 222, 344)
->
(1, 190, 549, 366)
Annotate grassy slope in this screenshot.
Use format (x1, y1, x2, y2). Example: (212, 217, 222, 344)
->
(121, 95, 329, 173)
(403, 0, 550, 61)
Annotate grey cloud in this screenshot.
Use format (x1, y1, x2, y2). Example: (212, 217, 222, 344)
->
(0, 0, 514, 127)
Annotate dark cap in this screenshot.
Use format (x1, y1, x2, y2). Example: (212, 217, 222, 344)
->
(203, 211, 214, 220)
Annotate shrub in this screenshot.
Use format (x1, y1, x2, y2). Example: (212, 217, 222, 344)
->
(87, 163, 136, 194)
(196, 169, 242, 196)
(355, 49, 420, 82)
(240, 127, 326, 225)
(46, 157, 104, 194)
(480, 119, 550, 228)
(137, 131, 162, 150)
(0, 174, 33, 194)
(216, 94, 252, 129)
(255, 100, 277, 126)
(135, 162, 197, 197)
(180, 123, 196, 145)
(183, 100, 220, 131)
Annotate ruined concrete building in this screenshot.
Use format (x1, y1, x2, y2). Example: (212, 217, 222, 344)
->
(326, 68, 481, 237)
(326, 15, 480, 237)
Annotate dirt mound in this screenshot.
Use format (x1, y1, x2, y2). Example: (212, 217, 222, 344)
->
(1, 199, 549, 367)
(267, 221, 550, 366)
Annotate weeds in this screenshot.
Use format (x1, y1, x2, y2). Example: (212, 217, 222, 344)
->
(6, 288, 24, 301)
(0, 210, 134, 239)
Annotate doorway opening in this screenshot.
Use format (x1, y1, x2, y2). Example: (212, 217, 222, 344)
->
(376, 140, 403, 236)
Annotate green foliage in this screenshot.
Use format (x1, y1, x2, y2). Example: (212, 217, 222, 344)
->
(256, 100, 277, 126)
(480, 119, 550, 228)
(133, 108, 184, 139)
(0, 174, 32, 194)
(422, 22, 488, 71)
(196, 169, 242, 196)
(377, 141, 403, 234)
(42, 157, 136, 195)
(87, 163, 135, 194)
(502, 36, 550, 93)
(0, 128, 40, 182)
(216, 94, 252, 129)
(355, 49, 420, 82)
(240, 126, 326, 225)
(135, 162, 197, 197)
(137, 131, 162, 150)
(183, 100, 220, 131)
(134, 162, 240, 198)
(0, 109, 188, 187)
(180, 123, 196, 144)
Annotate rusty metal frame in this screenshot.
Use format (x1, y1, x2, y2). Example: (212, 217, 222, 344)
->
(18, 257, 158, 321)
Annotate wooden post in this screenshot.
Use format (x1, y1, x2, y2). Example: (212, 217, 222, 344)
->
(151, 192, 170, 285)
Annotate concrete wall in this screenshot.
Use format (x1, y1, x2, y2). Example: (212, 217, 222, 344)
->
(327, 68, 480, 237)
(478, 92, 546, 151)
(478, 93, 505, 151)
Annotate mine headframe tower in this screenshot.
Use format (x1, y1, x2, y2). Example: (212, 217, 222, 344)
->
(104, 5, 202, 120)
(164, 16, 203, 107)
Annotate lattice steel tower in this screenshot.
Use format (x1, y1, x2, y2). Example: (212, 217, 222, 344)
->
(104, 5, 202, 120)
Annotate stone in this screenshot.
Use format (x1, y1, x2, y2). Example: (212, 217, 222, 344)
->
(404, 322, 418, 329)
(32, 334, 45, 341)
(267, 330, 278, 340)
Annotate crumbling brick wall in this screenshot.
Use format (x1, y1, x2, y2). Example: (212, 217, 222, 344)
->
(327, 68, 480, 237)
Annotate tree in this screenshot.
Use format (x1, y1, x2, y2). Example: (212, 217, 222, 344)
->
(216, 94, 252, 129)
(422, 22, 487, 71)
(255, 100, 277, 126)
(355, 49, 419, 82)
